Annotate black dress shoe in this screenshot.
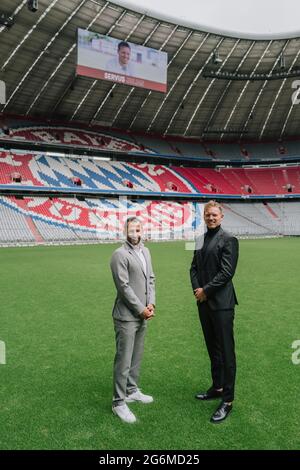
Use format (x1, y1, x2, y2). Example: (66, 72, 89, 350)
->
(210, 402, 232, 423)
(195, 388, 223, 401)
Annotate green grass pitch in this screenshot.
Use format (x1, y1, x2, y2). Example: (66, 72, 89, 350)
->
(0, 238, 299, 450)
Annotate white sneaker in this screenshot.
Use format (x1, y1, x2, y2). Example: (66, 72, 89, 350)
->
(112, 404, 136, 424)
(126, 389, 154, 404)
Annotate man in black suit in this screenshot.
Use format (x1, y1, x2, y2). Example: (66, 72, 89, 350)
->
(190, 200, 239, 423)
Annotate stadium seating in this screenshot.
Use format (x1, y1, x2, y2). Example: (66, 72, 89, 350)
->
(0, 195, 199, 245)
(1, 122, 300, 245)
(1, 151, 299, 196)
(2, 119, 300, 161)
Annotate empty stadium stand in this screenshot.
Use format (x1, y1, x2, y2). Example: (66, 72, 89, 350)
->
(1, 151, 300, 196)
(1, 119, 300, 245)
(2, 118, 300, 162)
(1, 193, 300, 245)
(0, 195, 199, 245)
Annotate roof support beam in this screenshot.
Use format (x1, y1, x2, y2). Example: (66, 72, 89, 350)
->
(239, 40, 289, 139)
(163, 33, 214, 135)
(183, 39, 240, 136)
(127, 24, 179, 130)
(26, 1, 109, 116)
(146, 30, 202, 132)
(1, 0, 57, 71)
(261, 44, 300, 139)
(0, 1, 27, 36)
(1, 0, 60, 111)
(220, 40, 272, 140)
(203, 41, 255, 137)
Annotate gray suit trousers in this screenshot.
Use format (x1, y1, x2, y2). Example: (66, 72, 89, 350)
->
(113, 319, 147, 407)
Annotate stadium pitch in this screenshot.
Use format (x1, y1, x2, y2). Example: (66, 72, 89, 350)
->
(0, 238, 299, 450)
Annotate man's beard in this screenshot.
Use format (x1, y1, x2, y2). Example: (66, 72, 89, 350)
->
(127, 235, 141, 245)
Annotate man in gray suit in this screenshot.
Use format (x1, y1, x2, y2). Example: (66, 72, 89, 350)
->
(110, 217, 155, 423)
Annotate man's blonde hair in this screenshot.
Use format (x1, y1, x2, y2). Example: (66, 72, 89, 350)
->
(204, 200, 223, 214)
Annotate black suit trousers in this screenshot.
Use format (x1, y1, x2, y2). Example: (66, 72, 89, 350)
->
(198, 302, 236, 402)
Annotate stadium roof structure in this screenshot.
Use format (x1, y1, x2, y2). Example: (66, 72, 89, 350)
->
(1, 0, 300, 142)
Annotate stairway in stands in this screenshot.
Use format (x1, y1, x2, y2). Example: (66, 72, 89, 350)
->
(25, 217, 44, 243)
(10, 197, 44, 243)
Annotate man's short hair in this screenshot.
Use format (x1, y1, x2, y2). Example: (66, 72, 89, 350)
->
(118, 41, 131, 51)
(124, 216, 141, 232)
(204, 200, 223, 214)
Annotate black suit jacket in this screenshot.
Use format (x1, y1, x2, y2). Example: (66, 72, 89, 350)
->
(190, 227, 239, 311)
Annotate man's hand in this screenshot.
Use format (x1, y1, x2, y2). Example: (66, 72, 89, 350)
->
(147, 304, 155, 314)
(141, 306, 155, 320)
(194, 288, 207, 303)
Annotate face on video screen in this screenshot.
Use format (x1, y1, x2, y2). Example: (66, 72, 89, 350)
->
(118, 46, 131, 66)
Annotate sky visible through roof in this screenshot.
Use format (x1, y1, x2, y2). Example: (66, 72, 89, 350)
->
(113, 0, 300, 39)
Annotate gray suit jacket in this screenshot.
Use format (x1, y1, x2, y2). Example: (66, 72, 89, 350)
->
(110, 241, 156, 321)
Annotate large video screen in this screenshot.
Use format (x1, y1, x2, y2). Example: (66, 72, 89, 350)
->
(76, 28, 168, 93)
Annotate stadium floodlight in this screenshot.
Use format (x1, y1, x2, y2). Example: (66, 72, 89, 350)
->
(27, 0, 38, 12)
(0, 12, 14, 28)
(212, 50, 222, 65)
(279, 53, 285, 70)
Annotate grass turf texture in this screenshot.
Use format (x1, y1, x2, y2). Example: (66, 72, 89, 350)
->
(0, 238, 299, 450)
